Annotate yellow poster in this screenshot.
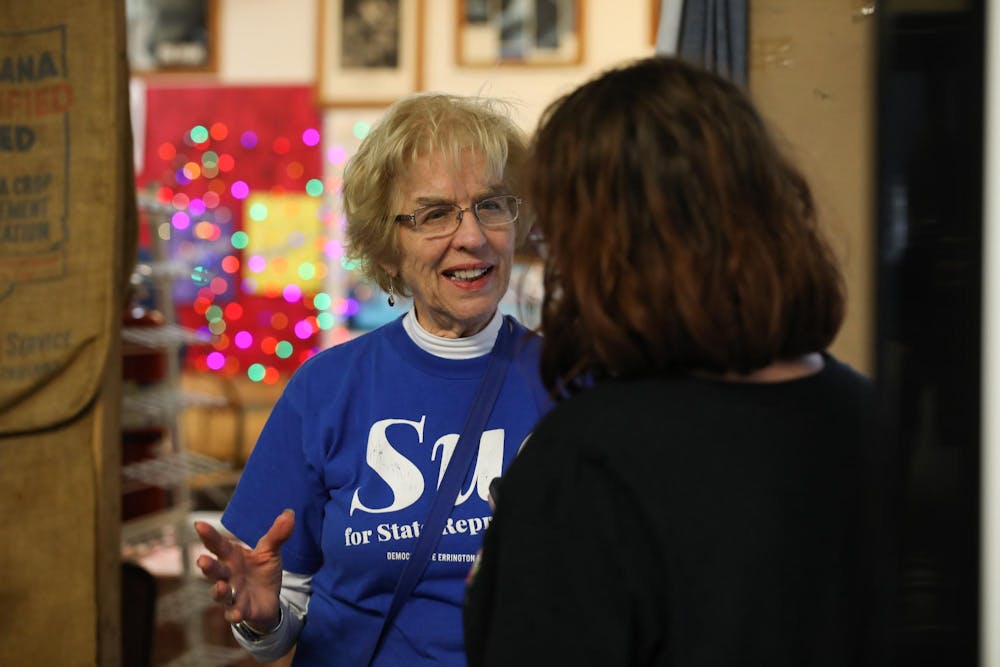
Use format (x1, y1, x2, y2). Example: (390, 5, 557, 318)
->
(242, 192, 323, 294)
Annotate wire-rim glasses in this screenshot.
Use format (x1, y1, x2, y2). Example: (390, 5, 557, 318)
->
(394, 194, 520, 235)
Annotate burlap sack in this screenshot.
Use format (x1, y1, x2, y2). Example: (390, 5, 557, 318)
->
(0, 411, 100, 665)
(0, 1, 135, 434)
(0, 1, 132, 665)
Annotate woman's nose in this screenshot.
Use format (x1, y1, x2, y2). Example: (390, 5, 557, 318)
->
(452, 207, 487, 249)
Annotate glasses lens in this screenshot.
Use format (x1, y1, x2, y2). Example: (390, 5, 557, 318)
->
(475, 195, 518, 227)
(415, 204, 460, 232)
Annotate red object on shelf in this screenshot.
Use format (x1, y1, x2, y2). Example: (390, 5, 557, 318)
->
(121, 427, 170, 521)
(122, 305, 168, 385)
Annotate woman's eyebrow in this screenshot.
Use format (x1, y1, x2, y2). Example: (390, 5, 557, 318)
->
(478, 185, 507, 197)
(412, 195, 454, 206)
(411, 187, 506, 206)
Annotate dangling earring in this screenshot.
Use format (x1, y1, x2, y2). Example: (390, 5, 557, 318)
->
(386, 284, 395, 307)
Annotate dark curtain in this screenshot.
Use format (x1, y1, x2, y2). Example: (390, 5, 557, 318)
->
(675, 0, 748, 85)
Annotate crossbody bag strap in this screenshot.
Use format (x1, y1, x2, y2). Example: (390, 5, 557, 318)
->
(364, 318, 517, 666)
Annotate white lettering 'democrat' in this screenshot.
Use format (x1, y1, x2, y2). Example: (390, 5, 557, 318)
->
(349, 417, 507, 516)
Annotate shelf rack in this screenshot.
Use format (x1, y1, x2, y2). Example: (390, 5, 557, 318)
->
(123, 193, 245, 665)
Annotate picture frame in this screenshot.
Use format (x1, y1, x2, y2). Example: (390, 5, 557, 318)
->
(125, 0, 218, 74)
(456, 0, 583, 67)
(316, 0, 425, 108)
(651, 0, 661, 46)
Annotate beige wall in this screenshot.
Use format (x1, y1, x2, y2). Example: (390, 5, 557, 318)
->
(749, 0, 876, 374)
(214, 0, 655, 130)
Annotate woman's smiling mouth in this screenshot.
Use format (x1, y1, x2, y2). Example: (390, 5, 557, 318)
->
(443, 266, 493, 282)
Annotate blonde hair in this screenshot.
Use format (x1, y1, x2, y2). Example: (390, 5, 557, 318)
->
(342, 93, 531, 297)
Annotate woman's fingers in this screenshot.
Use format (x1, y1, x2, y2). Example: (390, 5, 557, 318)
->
(214, 580, 247, 624)
(212, 579, 237, 606)
(194, 520, 243, 615)
(193, 520, 234, 560)
(195, 553, 232, 581)
(194, 513, 290, 622)
(254, 509, 295, 555)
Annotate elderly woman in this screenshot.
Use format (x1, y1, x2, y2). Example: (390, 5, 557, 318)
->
(194, 93, 551, 666)
(464, 56, 883, 665)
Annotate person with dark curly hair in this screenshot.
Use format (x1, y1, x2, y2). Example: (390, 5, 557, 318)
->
(465, 56, 882, 666)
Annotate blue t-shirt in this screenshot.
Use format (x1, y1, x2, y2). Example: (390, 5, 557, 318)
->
(222, 315, 551, 666)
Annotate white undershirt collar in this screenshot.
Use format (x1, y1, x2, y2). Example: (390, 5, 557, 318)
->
(402, 309, 502, 360)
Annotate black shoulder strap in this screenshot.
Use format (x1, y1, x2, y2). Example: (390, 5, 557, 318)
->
(364, 318, 516, 665)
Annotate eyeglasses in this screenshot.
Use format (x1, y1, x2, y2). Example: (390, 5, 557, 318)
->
(394, 194, 520, 235)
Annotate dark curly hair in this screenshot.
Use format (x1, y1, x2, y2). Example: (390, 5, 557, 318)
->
(529, 56, 845, 397)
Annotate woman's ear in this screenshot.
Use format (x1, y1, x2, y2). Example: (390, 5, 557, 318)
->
(378, 261, 398, 279)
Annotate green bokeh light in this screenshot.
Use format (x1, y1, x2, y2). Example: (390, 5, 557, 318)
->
(305, 178, 324, 197)
(313, 292, 332, 310)
(249, 202, 269, 221)
(191, 266, 211, 285)
(352, 121, 371, 140)
(231, 231, 249, 249)
(298, 262, 316, 280)
(247, 363, 266, 382)
(275, 341, 293, 359)
(190, 125, 209, 143)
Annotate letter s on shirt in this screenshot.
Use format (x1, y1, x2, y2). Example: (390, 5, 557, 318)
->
(349, 416, 426, 515)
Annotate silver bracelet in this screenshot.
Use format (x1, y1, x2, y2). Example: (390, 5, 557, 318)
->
(232, 608, 282, 643)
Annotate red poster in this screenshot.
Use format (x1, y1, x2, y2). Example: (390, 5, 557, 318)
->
(135, 85, 327, 382)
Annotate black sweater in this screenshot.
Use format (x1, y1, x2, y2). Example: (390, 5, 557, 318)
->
(465, 355, 887, 666)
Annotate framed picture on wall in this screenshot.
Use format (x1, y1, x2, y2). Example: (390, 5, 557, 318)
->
(316, 0, 424, 107)
(456, 0, 583, 67)
(126, 0, 218, 73)
(650, 0, 661, 45)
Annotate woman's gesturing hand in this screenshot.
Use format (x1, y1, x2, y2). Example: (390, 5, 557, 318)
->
(193, 509, 295, 630)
